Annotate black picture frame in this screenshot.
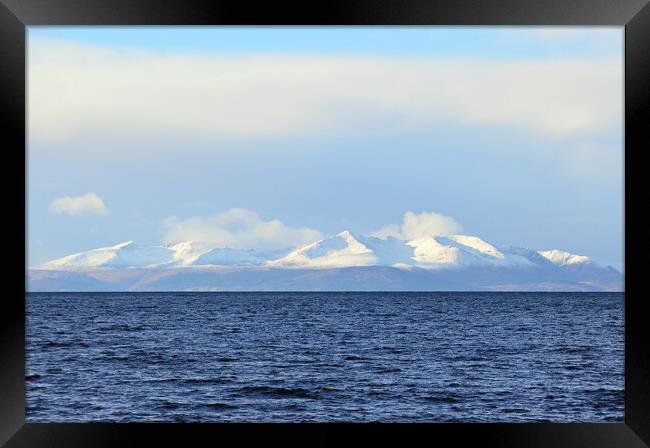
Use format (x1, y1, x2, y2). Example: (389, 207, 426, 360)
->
(2, 0, 648, 445)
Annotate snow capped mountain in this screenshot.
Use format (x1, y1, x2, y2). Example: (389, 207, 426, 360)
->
(35, 241, 175, 270)
(268, 232, 537, 270)
(407, 235, 537, 268)
(33, 231, 608, 272)
(34, 240, 252, 270)
(35, 240, 289, 270)
(31, 231, 621, 292)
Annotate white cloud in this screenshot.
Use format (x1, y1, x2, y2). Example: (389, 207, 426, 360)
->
(162, 208, 323, 250)
(28, 38, 622, 145)
(372, 211, 462, 240)
(50, 192, 108, 216)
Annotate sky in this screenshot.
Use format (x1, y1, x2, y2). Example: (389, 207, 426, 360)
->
(27, 26, 624, 270)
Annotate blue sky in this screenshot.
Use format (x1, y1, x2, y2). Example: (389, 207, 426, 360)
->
(27, 27, 624, 269)
(29, 26, 621, 58)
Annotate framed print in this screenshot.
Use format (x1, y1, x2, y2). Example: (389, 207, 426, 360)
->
(1, 0, 649, 446)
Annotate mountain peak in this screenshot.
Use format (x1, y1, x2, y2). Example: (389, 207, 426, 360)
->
(538, 250, 590, 266)
(267, 230, 374, 269)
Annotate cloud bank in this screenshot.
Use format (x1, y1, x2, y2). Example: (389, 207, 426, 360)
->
(29, 38, 622, 145)
(163, 209, 463, 249)
(50, 192, 108, 216)
(163, 208, 323, 250)
(372, 211, 462, 240)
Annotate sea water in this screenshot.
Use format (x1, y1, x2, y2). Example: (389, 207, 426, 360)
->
(26, 292, 624, 422)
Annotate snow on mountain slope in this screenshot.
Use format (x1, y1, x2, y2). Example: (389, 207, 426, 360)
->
(267, 231, 377, 268)
(447, 235, 504, 259)
(538, 250, 590, 266)
(35, 241, 175, 270)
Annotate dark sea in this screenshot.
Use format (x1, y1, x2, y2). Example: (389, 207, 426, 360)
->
(26, 292, 624, 422)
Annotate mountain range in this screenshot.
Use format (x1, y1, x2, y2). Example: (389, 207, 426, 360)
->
(28, 231, 623, 291)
